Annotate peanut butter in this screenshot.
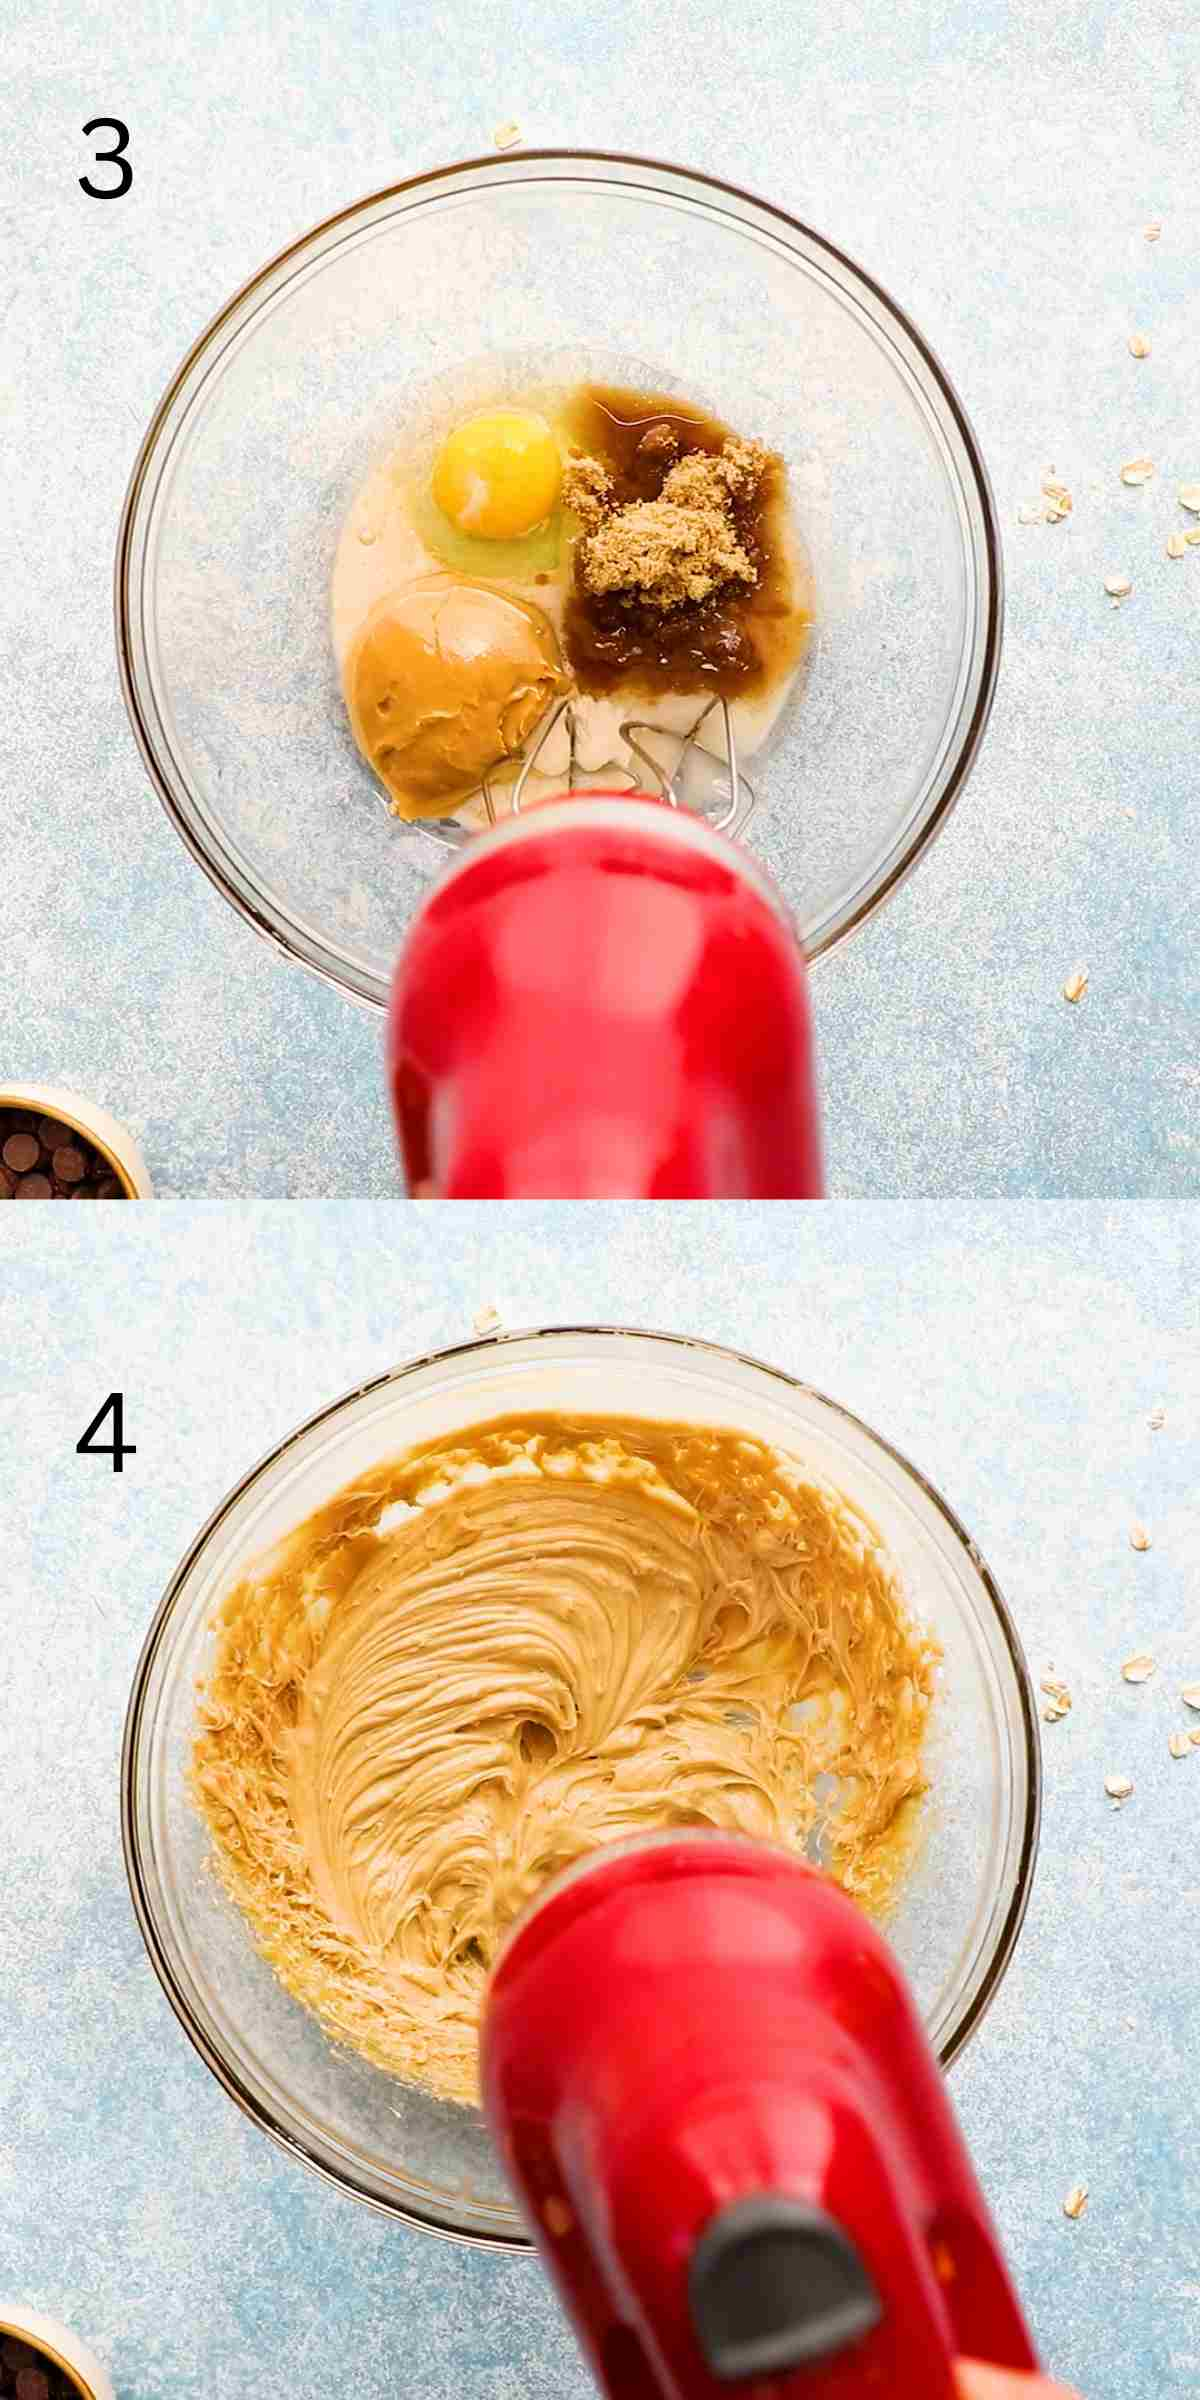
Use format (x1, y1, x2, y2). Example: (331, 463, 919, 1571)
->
(193, 1414, 938, 2106)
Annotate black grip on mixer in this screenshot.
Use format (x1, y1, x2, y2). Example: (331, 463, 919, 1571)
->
(688, 2194, 881, 2382)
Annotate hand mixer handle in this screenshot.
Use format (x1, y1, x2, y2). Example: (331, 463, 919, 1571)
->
(595, 2063, 996, 2400)
(483, 1838, 1038, 2400)
(388, 799, 824, 1198)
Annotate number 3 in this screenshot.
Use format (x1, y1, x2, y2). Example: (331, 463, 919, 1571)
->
(80, 117, 132, 200)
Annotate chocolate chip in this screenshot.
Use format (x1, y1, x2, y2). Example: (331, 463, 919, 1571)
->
(0, 1107, 128, 1199)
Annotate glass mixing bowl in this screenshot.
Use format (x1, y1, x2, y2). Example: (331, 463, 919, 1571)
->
(122, 1327, 1039, 2249)
(116, 153, 1002, 1008)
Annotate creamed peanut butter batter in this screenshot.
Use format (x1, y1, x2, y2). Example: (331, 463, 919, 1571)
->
(193, 1414, 938, 2105)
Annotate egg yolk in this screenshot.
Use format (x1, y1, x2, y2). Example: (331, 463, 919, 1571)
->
(432, 410, 562, 541)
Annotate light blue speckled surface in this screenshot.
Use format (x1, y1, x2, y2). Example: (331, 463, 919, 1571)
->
(1, 1203, 1197, 2397)
(5, 0, 1199, 1193)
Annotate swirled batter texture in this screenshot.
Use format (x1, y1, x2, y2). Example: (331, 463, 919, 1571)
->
(193, 1415, 938, 2104)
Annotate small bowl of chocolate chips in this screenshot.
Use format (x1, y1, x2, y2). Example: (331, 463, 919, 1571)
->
(0, 1085, 151, 1200)
(0, 2315, 113, 2400)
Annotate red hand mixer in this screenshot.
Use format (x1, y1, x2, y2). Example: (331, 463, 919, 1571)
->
(481, 1832, 1038, 2400)
(387, 790, 824, 1199)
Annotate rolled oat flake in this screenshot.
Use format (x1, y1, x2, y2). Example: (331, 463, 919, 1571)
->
(1121, 1653, 1155, 1683)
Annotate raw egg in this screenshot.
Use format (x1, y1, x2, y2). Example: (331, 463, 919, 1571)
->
(432, 409, 561, 540)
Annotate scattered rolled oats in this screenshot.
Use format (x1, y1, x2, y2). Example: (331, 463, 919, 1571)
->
(1148, 1405, 1166, 1429)
(1166, 532, 1189, 559)
(1178, 485, 1200, 513)
(1129, 1521, 1152, 1550)
(1041, 478, 1073, 522)
(1120, 458, 1155, 486)
(1191, 1729, 1200, 1748)
(1063, 2183, 1089, 2219)
(1020, 477, 1074, 526)
(1187, 529, 1200, 547)
(1168, 1731, 1192, 1759)
(1122, 1653, 1156, 1683)
(493, 121, 522, 149)
(1104, 574, 1133, 600)
(473, 1303, 504, 1335)
(1104, 1773, 1134, 1802)
(1128, 332, 1151, 358)
(1181, 1685, 1200, 1711)
(1144, 221, 1162, 241)
(1063, 968, 1089, 1004)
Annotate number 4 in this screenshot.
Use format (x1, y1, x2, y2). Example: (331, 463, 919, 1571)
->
(77, 1392, 136, 1473)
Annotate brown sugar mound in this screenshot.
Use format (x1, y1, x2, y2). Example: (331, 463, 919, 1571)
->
(564, 436, 769, 611)
(560, 452, 614, 529)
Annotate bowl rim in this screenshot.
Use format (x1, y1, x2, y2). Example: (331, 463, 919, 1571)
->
(121, 1321, 1040, 2248)
(113, 147, 1005, 1007)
